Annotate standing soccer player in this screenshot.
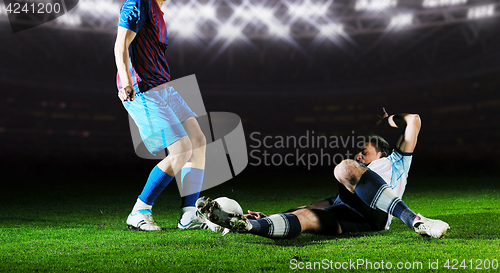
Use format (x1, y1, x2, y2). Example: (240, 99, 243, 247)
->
(114, 0, 207, 230)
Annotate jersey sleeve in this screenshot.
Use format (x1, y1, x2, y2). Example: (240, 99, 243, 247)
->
(118, 0, 148, 33)
(387, 148, 413, 178)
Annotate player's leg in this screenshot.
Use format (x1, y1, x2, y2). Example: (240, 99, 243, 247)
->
(125, 89, 193, 231)
(163, 85, 208, 229)
(157, 136, 193, 175)
(334, 159, 449, 238)
(289, 208, 342, 235)
(127, 136, 192, 231)
(241, 208, 340, 239)
(306, 198, 334, 209)
(197, 197, 342, 238)
(326, 190, 390, 233)
(334, 159, 417, 228)
(282, 198, 332, 213)
(177, 117, 208, 229)
(182, 117, 206, 169)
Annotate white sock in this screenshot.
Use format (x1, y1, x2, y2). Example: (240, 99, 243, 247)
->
(180, 206, 196, 215)
(131, 198, 152, 212)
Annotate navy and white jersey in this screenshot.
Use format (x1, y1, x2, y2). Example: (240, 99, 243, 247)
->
(367, 148, 413, 229)
(117, 0, 170, 93)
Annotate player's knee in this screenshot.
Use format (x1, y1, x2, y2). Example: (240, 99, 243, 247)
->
(190, 132, 206, 150)
(334, 159, 362, 187)
(334, 159, 353, 182)
(169, 152, 191, 169)
(172, 137, 193, 164)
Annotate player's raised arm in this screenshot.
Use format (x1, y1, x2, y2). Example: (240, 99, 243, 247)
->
(376, 108, 421, 153)
(114, 26, 137, 101)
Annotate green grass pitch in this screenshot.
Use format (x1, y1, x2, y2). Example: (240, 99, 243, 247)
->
(1, 173, 499, 272)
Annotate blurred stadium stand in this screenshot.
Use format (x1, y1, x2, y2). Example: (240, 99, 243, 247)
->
(0, 74, 498, 174)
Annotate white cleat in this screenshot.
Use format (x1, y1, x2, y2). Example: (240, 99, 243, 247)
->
(204, 219, 226, 233)
(221, 228, 232, 236)
(203, 220, 231, 236)
(177, 209, 209, 230)
(413, 213, 450, 239)
(196, 196, 252, 233)
(126, 209, 161, 231)
(179, 204, 226, 232)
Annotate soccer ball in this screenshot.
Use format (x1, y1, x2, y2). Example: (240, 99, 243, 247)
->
(214, 197, 243, 216)
(196, 196, 244, 233)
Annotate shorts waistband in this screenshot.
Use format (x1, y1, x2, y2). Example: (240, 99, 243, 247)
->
(144, 82, 172, 93)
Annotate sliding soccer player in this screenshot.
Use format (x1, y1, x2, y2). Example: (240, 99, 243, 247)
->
(115, 0, 207, 231)
(198, 109, 450, 238)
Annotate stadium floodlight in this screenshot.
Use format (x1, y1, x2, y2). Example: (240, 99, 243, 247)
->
(168, 21, 197, 38)
(239, 6, 290, 37)
(234, 6, 274, 25)
(168, 6, 196, 21)
(422, 0, 467, 8)
(288, 3, 328, 17)
(56, 14, 82, 27)
(4, 0, 497, 46)
(319, 23, 344, 37)
(77, 1, 121, 15)
(198, 5, 217, 20)
(389, 13, 413, 28)
(247, 7, 275, 21)
(467, 4, 495, 19)
(268, 24, 289, 36)
(355, 0, 397, 11)
(218, 24, 243, 39)
(163, 4, 217, 39)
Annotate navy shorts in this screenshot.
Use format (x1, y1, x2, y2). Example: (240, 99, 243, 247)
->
(323, 192, 388, 234)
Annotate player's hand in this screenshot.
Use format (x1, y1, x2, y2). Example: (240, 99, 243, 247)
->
(244, 210, 267, 220)
(118, 85, 135, 102)
(375, 107, 389, 125)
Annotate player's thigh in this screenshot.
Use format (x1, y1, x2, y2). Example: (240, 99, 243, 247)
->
(306, 198, 334, 209)
(129, 90, 188, 155)
(337, 192, 389, 232)
(164, 86, 198, 126)
(291, 208, 341, 235)
(166, 135, 192, 156)
(323, 204, 381, 233)
(182, 117, 206, 149)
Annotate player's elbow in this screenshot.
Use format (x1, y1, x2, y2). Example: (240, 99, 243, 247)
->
(406, 114, 421, 130)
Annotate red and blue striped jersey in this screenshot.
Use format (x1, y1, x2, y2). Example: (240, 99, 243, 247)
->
(117, 0, 170, 93)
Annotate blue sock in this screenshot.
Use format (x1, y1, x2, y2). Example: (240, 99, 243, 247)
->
(248, 213, 302, 239)
(180, 167, 204, 208)
(138, 166, 174, 206)
(355, 169, 417, 229)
